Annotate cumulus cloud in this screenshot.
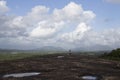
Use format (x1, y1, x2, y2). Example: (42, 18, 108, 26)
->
(61, 23, 91, 42)
(60, 28, 120, 50)
(27, 2, 95, 38)
(0, 0, 9, 14)
(53, 2, 95, 23)
(0, 1, 120, 50)
(30, 21, 65, 38)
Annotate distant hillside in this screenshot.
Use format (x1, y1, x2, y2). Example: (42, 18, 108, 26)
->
(0, 49, 20, 52)
(0, 49, 30, 54)
(101, 48, 120, 61)
(72, 45, 112, 52)
(0, 46, 66, 54)
(35, 46, 66, 52)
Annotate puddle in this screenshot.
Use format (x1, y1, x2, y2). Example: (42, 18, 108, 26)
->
(80, 74, 103, 80)
(3, 72, 40, 78)
(82, 76, 97, 80)
(57, 56, 64, 58)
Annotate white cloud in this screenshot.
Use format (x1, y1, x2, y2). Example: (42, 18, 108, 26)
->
(9, 16, 26, 29)
(30, 21, 65, 38)
(24, 5, 49, 23)
(59, 28, 120, 50)
(28, 2, 95, 38)
(0, 0, 9, 14)
(53, 2, 95, 23)
(61, 23, 91, 42)
(0, 1, 120, 50)
(53, 2, 82, 21)
(0, 5, 50, 38)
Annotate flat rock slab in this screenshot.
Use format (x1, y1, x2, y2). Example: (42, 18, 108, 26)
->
(0, 54, 120, 80)
(3, 72, 40, 78)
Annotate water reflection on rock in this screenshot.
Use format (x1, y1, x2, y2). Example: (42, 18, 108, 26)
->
(3, 72, 40, 78)
(82, 75, 97, 80)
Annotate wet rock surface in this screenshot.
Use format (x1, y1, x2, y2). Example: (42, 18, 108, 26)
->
(3, 72, 40, 78)
(0, 54, 120, 80)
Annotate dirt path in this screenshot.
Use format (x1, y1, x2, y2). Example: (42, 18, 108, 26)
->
(0, 54, 120, 80)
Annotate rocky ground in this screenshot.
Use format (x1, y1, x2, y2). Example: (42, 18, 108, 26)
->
(0, 54, 120, 80)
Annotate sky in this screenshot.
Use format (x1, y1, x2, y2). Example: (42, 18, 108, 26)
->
(0, 0, 120, 50)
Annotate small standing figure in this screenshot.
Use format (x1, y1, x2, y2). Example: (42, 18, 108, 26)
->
(69, 49, 72, 56)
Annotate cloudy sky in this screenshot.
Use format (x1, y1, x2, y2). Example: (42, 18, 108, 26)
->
(0, 0, 120, 50)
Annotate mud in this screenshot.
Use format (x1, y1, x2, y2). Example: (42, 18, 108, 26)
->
(0, 54, 120, 80)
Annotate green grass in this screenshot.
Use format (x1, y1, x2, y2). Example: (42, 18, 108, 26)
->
(0, 53, 45, 61)
(100, 48, 120, 61)
(0, 51, 66, 61)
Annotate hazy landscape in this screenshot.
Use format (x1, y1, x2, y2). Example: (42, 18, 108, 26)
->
(0, 0, 120, 80)
(0, 48, 120, 80)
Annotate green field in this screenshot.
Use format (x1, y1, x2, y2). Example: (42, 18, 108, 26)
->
(0, 51, 67, 61)
(0, 53, 41, 61)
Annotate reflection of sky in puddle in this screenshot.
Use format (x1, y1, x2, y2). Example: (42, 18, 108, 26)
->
(3, 72, 40, 78)
(57, 56, 64, 58)
(82, 76, 97, 80)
